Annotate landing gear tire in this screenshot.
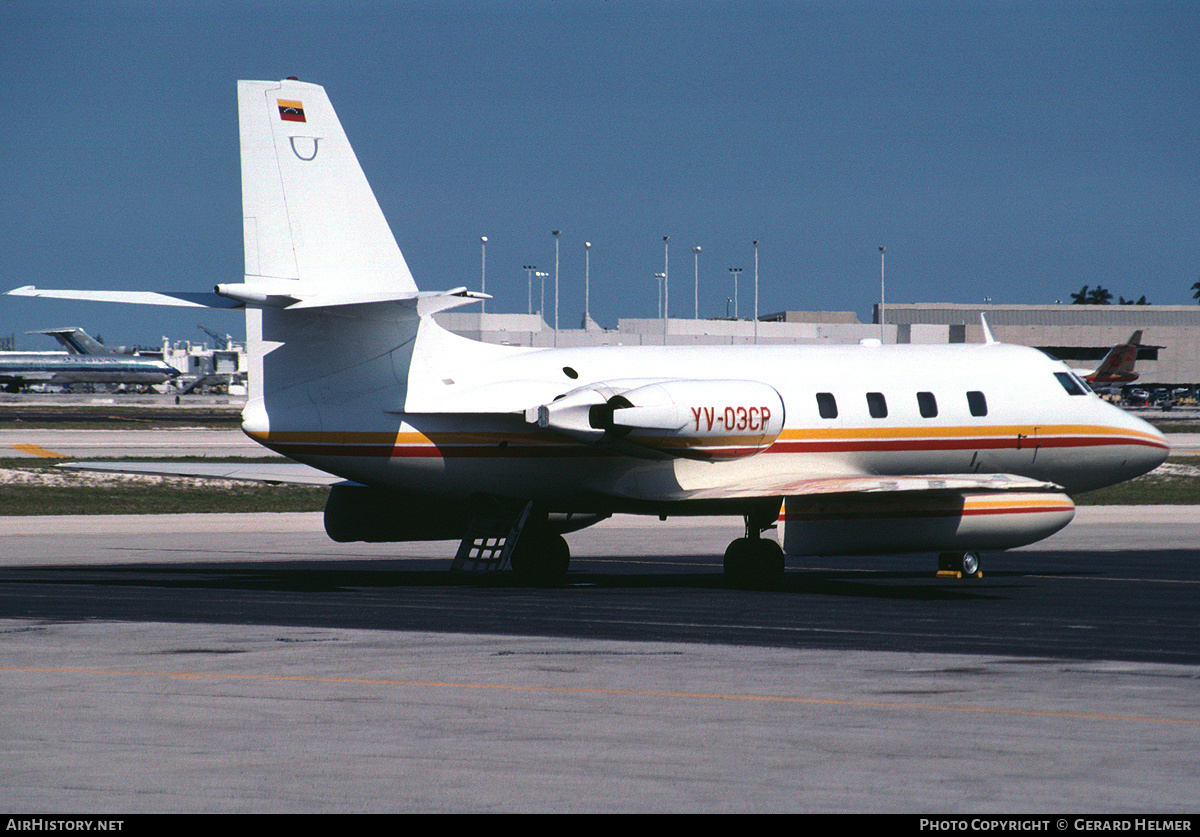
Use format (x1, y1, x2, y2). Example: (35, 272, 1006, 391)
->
(937, 551, 983, 579)
(510, 532, 570, 586)
(724, 537, 785, 587)
(960, 551, 981, 577)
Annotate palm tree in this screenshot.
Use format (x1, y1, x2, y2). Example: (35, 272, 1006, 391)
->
(1070, 285, 1090, 305)
(1086, 286, 1113, 305)
(1192, 279, 1200, 303)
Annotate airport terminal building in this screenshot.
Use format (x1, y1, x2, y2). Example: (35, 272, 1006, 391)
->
(880, 303, 1200, 386)
(436, 302, 1200, 385)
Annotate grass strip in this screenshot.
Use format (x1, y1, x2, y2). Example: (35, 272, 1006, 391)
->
(0, 456, 327, 515)
(0, 482, 328, 515)
(1071, 456, 1200, 505)
(0, 404, 242, 429)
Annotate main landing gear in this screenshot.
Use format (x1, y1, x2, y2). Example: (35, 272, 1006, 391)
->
(723, 502, 785, 587)
(937, 551, 983, 579)
(452, 496, 571, 586)
(509, 529, 571, 586)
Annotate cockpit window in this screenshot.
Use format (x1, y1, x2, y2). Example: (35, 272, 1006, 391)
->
(1055, 372, 1087, 395)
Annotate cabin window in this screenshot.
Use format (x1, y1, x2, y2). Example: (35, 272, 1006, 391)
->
(917, 391, 938, 418)
(816, 392, 838, 419)
(967, 390, 988, 417)
(1054, 372, 1087, 396)
(866, 392, 888, 418)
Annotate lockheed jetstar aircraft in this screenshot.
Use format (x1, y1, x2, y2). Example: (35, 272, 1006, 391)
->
(9, 79, 1170, 584)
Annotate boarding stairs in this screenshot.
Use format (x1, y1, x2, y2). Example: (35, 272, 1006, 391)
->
(450, 496, 534, 574)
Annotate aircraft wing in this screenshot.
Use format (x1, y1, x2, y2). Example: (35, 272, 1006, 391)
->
(56, 461, 344, 485)
(615, 470, 1063, 503)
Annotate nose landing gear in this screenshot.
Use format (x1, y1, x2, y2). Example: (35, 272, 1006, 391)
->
(937, 551, 983, 579)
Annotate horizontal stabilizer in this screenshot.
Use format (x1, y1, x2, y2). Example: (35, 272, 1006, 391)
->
(8, 286, 242, 309)
(290, 288, 488, 313)
(8, 284, 486, 316)
(57, 460, 343, 485)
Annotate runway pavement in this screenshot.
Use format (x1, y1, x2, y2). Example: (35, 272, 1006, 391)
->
(2, 509, 1200, 813)
(1166, 433, 1200, 456)
(2, 428, 270, 459)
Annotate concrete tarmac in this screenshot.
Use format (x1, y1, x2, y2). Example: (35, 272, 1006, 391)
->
(2, 510, 1200, 813)
(2, 428, 269, 459)
(6, 620, 1198, 814)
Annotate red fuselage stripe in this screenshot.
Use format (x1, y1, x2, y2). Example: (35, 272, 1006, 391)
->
(263, 432, 1164, 460)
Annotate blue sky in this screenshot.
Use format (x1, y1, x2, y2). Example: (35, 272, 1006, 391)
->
(2, 1, 1197, 348)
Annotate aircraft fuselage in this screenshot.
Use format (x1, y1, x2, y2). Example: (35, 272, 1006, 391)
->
(0, 352, 179, 390)
(245, 339, 1167, 508)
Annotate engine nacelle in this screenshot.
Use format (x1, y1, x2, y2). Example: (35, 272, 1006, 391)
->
(324, 484, 467, 542)
(780, 491, 1075, 556)
(324, 485, 611, 543)
(528, 378, 785, 460)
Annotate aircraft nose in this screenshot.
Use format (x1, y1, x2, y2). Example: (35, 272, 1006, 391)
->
(1122, 411, 1170, 479)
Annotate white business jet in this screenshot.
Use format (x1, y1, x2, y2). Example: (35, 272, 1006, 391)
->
(9, 79, 1169, 584)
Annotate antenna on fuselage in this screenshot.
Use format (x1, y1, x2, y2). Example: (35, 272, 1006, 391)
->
(981, 313, 998, 345)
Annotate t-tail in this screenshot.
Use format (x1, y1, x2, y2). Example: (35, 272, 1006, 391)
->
(9, 79, 491, 434)
(236, 79, 418, 297)
(27, 328, 127, 356)
(230, 80, 491, 437)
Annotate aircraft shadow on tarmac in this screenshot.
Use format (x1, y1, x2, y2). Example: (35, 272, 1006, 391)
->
(5, 550, 1199, 661)
(2, 549, 1190, 606)
(0, 557, 1060, 602)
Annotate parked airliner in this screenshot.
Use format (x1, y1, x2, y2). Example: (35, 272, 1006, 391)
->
(8, 79, 1169, 584)
(0, 329, 178, 392)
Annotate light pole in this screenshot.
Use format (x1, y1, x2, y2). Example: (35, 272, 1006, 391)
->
(753, 240, 759, 344)
(729, 267, 742, 319)
(480, 236, 487, 313)
(654, 273, 665, 319)
(584, 241, 591, 329)
(662, 236, 669, 341)
(692, 246, 701, 319)
(552, 230, 560, 346)
(523, 265, 537, 315)
(878, 246, 885, 342)
(536, 271, 548, 319)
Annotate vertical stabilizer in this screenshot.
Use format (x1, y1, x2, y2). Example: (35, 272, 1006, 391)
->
(28, 328, 117, 356)
(237, 79, 426, 430)
(238, 79, 417, 293)
(1090, 330, 1142, 383)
